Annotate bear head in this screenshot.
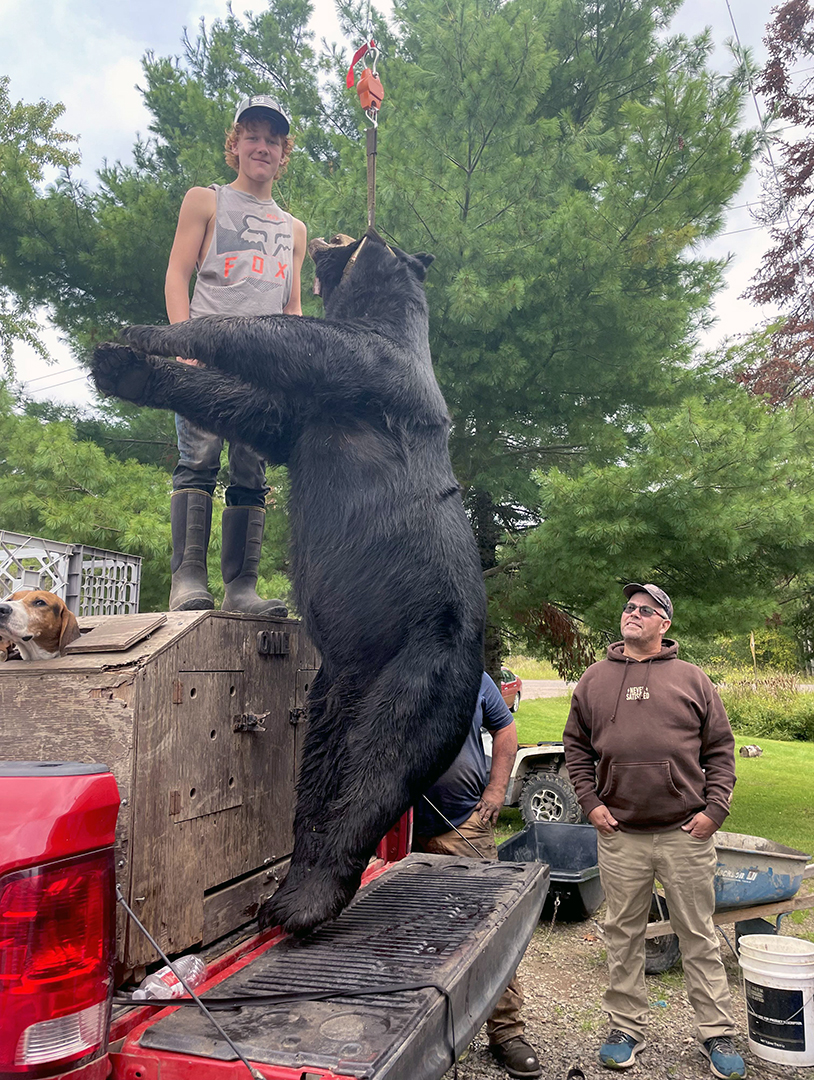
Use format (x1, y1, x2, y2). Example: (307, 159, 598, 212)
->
(309, 229, 434, 319)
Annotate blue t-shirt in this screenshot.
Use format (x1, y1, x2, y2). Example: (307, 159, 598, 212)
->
(414, 672, 514, 837)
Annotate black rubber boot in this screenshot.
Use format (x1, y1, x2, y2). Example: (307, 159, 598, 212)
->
(221, 506, 287, 617)
(169, 490, 215, 611)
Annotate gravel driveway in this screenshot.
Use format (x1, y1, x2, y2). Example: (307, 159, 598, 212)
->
(444, 889, 814, 1080)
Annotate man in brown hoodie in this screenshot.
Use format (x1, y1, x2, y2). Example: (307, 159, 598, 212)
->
(564, 584, 744, 1080)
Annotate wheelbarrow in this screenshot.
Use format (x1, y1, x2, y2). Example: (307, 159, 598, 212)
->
(644, 831, 814, 973)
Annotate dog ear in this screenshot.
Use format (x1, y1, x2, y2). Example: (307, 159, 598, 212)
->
(59, 607, 81, 653)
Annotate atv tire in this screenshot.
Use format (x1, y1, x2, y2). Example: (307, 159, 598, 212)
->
(519, 771, 582, 825)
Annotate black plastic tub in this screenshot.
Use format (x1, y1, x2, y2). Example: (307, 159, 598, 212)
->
(498, 822, 604, 921)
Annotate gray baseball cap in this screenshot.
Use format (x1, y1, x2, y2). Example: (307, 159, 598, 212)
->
(234, 95, 291, 134)
(623, 582, 673, 620)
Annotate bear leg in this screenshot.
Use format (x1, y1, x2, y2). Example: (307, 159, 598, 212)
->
(260, 644, 482, 935)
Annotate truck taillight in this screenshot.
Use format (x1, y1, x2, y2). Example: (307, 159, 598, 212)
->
(0, 849, 115, 1077)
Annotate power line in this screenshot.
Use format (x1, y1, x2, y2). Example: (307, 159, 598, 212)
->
(25, 374, 89, 394)
(24, 364, 83, 384)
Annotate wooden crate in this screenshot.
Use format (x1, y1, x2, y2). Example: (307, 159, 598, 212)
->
(0, 610, 318, 968)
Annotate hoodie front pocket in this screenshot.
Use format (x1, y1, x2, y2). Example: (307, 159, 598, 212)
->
(600, 761, 687, 823)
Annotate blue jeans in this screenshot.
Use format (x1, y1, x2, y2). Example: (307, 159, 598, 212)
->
(173, 415, 268, 508)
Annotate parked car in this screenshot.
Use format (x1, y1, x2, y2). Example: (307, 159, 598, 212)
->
(500, 667, 522, 711)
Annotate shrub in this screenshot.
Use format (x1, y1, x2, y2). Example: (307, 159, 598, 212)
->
(718, 667, 814, 740)
(682, 629, 801, 675)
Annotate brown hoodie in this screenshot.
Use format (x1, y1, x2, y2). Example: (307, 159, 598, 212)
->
(563, 640, 735, 832)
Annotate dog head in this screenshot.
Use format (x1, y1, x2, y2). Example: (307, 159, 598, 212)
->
(0, 590, 81, 660)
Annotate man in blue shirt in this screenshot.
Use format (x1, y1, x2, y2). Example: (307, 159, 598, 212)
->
(413, 672, 541, 1080)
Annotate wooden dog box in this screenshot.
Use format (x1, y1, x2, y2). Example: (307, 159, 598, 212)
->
(0, 610, 318, 968)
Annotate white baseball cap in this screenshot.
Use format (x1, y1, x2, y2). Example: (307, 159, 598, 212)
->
(234, 95, 291, 134)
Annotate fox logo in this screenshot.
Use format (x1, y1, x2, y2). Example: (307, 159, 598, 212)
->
(239, 214, 284, 251)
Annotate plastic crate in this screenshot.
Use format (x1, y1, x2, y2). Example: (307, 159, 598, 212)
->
(0, 530, 141, 615)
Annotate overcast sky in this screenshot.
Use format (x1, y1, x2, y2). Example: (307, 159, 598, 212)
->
(1, 0, 780, 406)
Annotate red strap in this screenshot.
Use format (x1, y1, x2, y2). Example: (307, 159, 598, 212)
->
(346, 39, 377, 88)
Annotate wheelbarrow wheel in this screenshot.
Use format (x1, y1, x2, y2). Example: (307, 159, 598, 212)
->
(645, 894, 681, 974)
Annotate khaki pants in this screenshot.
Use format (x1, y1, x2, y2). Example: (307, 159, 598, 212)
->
(414, 810, 525, 1046)
(597, 828, 736, 1043)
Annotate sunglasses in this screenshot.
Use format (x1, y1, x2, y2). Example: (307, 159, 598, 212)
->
(622, 602, 665, 618)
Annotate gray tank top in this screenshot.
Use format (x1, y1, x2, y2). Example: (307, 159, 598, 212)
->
(190, 184, 294, 317)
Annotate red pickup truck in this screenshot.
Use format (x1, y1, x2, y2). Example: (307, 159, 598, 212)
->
(0, 612, 548, 1080)
(0, 763, 547, 1080)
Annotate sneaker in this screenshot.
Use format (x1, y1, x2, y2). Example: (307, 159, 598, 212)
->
(490, 1035, 543, 1078)
(700, 1037, 746, 1079)
(599, 1029, 645, 1069)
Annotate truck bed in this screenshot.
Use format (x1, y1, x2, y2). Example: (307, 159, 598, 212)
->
(120, 853, 549, 1080)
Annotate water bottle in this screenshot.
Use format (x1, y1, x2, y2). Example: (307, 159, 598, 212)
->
(132, 954, 207, 1000)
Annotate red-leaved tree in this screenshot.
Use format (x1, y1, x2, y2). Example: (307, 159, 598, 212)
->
(743, 0, 814, 401)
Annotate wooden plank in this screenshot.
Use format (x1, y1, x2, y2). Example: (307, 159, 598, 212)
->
(644, 891, 814, 938)
(64, 613, 167, 653)
(0, 611, 209, 674)
(126, 645, 197, 965)
(202, 857, 291, 944)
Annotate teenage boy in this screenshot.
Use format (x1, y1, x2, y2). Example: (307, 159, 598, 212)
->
(164, 95, 306, 614)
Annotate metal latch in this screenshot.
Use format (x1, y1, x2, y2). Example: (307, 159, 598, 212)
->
(233, 712, 269, 733)
(289, 707, 306, 726)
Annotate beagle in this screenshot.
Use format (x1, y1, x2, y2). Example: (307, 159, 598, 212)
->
(0, 590, 81, 660)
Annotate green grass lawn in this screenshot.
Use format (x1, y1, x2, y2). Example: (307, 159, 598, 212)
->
(505, 655, 562, 679)
(509, 695, 814, 857)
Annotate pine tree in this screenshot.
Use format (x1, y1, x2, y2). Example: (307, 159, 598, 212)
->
(0, 1, 760, 656)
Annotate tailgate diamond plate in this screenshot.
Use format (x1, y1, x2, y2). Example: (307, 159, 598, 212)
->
(139, 853, 549, 1080)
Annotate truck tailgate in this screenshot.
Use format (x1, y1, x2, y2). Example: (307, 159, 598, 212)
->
(130, 853, 548, 1080)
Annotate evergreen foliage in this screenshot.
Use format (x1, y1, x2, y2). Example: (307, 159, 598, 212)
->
(4, 1, 805, 658)
(0, 386, 291, 612)
(507, 383, 814, 661)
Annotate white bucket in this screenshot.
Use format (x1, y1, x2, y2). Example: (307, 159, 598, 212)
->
(739, 933, 814, 1067)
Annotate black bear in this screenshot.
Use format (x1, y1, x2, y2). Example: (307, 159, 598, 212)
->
(92, 229, 486, 934)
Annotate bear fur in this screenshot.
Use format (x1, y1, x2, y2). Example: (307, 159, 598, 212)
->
(91, 229, 486, 935)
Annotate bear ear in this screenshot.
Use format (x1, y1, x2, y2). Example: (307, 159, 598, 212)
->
(403, 251, 434, 281)
(413, 252, 435, 279)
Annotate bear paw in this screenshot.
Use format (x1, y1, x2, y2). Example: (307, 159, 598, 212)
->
(258, 869, 360, 937)
(91, 343, 154, 405)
